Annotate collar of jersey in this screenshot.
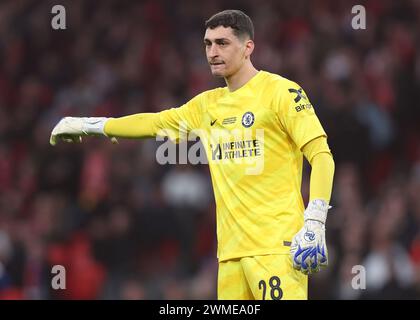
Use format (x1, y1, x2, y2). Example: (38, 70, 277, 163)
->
(224, 70, 265, 96)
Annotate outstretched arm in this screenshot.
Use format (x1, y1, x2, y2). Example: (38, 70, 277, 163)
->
(50, 93, 204, 146)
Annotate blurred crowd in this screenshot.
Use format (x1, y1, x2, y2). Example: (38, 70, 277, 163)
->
(0, 0, 419, 299)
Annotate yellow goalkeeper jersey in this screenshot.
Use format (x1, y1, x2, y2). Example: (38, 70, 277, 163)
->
(155, 70, 327, 261)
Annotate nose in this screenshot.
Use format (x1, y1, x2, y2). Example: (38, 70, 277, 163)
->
(208, 44, 219, 59)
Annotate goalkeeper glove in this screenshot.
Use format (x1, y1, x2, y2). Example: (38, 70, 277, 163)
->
(50, 117, 117, 146)
(290, 199, 330, 274)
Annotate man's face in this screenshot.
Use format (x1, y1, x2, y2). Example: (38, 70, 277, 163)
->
(204, 26, 250, 78)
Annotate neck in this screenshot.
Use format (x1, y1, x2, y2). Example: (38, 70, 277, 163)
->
(225, 62, 259, 92)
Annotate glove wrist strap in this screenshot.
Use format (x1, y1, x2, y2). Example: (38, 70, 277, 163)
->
(81, 117, 110, 136)
(304, 199, 330, 225)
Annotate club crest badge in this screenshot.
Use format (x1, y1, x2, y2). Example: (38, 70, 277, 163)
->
(241, 111, 255, 128)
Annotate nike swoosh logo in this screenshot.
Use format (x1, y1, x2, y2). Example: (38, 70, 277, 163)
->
(210, 119, 217, 126)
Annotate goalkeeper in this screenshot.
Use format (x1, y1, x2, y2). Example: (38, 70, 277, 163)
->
(50, 10, 334, 300)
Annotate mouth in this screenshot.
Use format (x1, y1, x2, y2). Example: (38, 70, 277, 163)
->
(210, 62, 224, 66)
(210, 63, 225, 73)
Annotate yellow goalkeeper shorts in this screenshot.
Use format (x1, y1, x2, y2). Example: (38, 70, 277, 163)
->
(217, 254, 308, 300)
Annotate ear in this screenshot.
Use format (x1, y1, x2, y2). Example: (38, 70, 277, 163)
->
(244, 40, 255, 59)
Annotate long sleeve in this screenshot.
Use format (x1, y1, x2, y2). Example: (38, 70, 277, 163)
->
(103, 92, 205, 141)
(302, 136, 335, 204)
(104, 113, 160, 138)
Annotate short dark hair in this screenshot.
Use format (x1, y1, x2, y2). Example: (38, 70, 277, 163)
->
(205, 10, 254, 40)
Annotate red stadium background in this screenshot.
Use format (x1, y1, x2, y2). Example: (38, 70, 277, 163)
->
(0, 0, 419, 299)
